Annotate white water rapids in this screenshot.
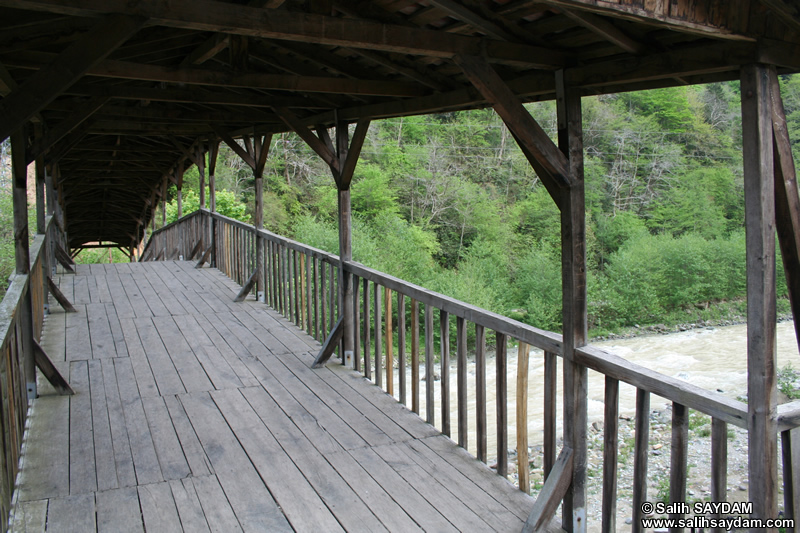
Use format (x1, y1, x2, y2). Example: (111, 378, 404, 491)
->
(389, 321, 799, 466)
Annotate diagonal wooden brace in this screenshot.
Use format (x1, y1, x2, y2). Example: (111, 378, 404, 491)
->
(33, 339, 74, 396)
(522, 446, 574, 533)
(234, 268, 258, 302)
(195, 245, 213, 269)
(46, 276, 76, 312)
(54, 242, 75, 272)
(189, 238, 203, 260)
(312, 316, 344, 369)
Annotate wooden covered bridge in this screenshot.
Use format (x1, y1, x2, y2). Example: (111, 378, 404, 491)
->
(2, 0, 800, 531)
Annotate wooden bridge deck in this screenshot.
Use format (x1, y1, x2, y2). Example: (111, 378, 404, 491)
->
(9, 261, 533, 532)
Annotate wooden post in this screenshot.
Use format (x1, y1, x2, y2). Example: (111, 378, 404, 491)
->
(197, 145, 206, 209)
(34, 127, 49, 312)
(557, 69, 589, 533)
(741, 63, 779, 526)
(338, 124, 355, 367)
(254, 152, 264, 302)
(208, 138, 219, 268)
(176, 161, 184, 259)
(11, 128, 36, 400)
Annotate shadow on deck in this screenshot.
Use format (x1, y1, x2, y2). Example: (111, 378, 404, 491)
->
(11, 261, 534, 532)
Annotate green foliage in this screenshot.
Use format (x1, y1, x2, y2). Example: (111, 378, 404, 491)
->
(73, 247, 130, 264)
(0, 185, 14, 297)
(778, 365, 800, 400)
(164, 188, 249, 225)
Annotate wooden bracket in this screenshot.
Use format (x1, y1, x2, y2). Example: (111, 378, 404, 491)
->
(234, 268, 258, 302)
(312, 316, 344, 369)
(522, 446, 573, 533)
(54, 243, 75, 272)
(46, 276, 76, 313)
(769, 67, 800, 355)
(33, 339, 74, 396)
(189, 238, 203, 261)
(195, 245, 213, 269)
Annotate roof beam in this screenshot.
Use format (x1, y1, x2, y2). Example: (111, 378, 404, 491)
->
(0, 0, 568, 67)
(26, 96, 109, 164)
(558, 8, 646, 54)
(9, 53, 430, 97)
(0, 13, 144, 143)
(748, 0, 800, 35)
(426, 0, 519, 41)
(454, 54, 571, 207)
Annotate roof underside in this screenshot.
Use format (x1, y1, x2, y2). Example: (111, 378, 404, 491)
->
(2, 0, 799, 248)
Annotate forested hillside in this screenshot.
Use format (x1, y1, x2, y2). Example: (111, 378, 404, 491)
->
(3, 78, 798, 336)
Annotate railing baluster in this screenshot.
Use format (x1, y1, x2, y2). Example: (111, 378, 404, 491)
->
(329, 262, 335, 341)
(374, 282, 382, 388)
(425, 304, 434, 425)
(306, 253, 313, 336)
(781, 429, 799, 525)
(632, 388, 651, 533)
(440, 310, 450, 438)
(496, 332, 508, 478)
(517, 341, 530, 493)
(544, 351, 556, 479)
(385, 287, 393, 397)
(398, 293, 406, 406)
(313, 257, 320, 340)
(411, 298, 420, 415)
(670, 403, 688, 530)
(293, 250, 300, 325)
(457, 316, 467, 450)
(475, 324, 487, 463)
(363, 278, 371, 379)
(602, 376, 619, 533)
(353, 274, 360, 372)
(711, 418, 728, 533)
(299, 253, 305, 328)
(321, 261, 327, 336)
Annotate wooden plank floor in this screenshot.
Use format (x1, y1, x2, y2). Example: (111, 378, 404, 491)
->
(11, 261, 534, 532)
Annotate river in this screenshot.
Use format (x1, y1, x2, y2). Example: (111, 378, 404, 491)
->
(396, 320, 800, 467)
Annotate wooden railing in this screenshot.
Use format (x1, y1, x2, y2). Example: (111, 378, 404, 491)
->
(144, 209, 800, 530)
(0, 215, 66, 524)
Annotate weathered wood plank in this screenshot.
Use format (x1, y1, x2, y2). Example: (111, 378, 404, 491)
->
(100, 358, 137, 488)
(16, 396, 69, 502)
(169, 478, 211, 533)
(349, 446, 458, 532)
(191, 475, 243, 533)
(104, 303, 128, 358)
(88, 359, 118, 491)
(138, 482, 183, 533)
(96, 487, 144, 533)
(163, 395, 213, 478)
(141, 396, 191, 480)
(118, 317, 159, 399)
(192, 315, 258, 388)
(64, 305, 90, 361)
(10, 499, 47, 533)
(178, 391, 292, 532)
(68, 361, 97, 494)
(114, 357, 164, 485)
(152, 316, 213, 392)
(44, 493, 95, 533)
(87, 302, 116, 358)
(172, 315, 243, 389)
(213, 388, 346, 532)
(134, 318, 185, 396)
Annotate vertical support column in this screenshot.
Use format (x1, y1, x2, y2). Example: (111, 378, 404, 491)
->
(254, 155, 265, 302)
(11, 128, 36, 400)
(208, 139, 219, 268)
(337, 121, 355, 368)
(741, 63, 778, 527)
(44, 164, 56, 276)
(556, 69, 588, 533)
(176, 161, 184, 259)
(34, 127, 48, 312)
(197, 145, 206, 210)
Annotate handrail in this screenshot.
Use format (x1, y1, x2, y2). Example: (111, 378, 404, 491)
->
(143, 209, 799, 529)
(0, 214, 64, 526)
